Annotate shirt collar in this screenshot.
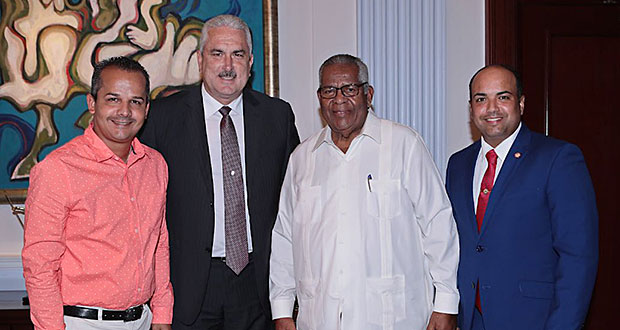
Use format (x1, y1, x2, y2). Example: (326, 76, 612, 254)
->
(85, 123, 147, 163)
(480, 122, 522, 162)
(312, 110, 381, 152)
(201, 83, 244, 118)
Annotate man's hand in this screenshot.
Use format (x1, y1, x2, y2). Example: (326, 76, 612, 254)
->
(152, 324, 172, 330)
(275, 317, 296, 330)
(426, 311, 457, 330)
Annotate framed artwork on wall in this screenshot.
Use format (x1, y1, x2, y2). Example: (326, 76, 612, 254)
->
(0, 0, 279, 203)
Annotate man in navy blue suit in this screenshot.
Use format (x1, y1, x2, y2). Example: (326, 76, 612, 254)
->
(446, 65, 598, 330)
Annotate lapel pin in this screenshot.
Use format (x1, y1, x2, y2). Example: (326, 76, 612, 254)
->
(514, 152, 522, 159)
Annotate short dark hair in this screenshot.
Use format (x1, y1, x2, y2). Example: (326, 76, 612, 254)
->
(468, 64, 522, 100)
(91, 56, 150, 102)
(319, 54, 370, 93)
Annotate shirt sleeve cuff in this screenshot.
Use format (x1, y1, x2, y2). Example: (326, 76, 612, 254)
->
(433, 292, 459, 314)
(271, 299, 296, 320)
(150, 305, 173, 324)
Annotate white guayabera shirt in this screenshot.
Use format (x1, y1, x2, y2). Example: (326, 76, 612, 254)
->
(269, 112, 459, 330)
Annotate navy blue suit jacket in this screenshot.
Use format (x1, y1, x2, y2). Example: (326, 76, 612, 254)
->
(446, 125, 598, 330)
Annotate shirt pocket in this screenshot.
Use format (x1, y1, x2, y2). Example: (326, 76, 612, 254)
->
(296, 278, 324, 329)
(365, 275, 406, 326)
(366, 179, 402, 219)
(293, 186, 322, 224)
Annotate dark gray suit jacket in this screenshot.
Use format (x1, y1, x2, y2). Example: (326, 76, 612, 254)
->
(140, 85, 299, 325)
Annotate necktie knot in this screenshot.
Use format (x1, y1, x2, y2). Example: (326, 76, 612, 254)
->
(486, 149, 498, 165)
(219, 106, 232, 117)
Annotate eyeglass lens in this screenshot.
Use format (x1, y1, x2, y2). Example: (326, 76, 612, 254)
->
(320, 84, 364, 98)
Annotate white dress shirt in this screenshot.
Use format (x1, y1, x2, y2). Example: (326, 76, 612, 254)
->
(270, 112, 459, 330)
(202, 86, 253, 257)
(472, 123, 522, 208)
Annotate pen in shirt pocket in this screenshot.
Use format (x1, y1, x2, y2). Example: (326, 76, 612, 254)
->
(367, 174, 373, 192)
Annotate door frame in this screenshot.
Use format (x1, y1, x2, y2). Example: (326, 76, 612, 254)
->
(486, 0, 518, 66)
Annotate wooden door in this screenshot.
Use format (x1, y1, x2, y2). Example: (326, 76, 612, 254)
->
(487, 0, 620, 328)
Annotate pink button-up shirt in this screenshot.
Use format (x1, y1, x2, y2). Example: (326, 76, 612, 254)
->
(22, 125, 173, 330)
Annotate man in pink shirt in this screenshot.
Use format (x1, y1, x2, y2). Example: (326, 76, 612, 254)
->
(22, 56, 173, 330)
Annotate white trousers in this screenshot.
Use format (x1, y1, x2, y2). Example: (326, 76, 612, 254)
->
(64, 304, 152, 330)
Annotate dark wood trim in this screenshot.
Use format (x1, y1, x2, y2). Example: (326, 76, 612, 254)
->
(487, 0, 619, 66)
(486, 0, 518, 67)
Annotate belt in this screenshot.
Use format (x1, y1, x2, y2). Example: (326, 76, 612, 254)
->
(63, 304, 144, 322)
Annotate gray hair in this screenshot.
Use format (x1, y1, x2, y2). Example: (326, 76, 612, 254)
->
(319, 54, 369, 92)
(199, 15, 253, 53)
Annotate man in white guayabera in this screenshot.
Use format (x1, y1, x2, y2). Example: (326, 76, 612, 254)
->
(269, 54, 460, 330)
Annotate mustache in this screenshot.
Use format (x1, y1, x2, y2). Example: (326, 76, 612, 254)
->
(110, 116, 135, 123)
(218, 70, 237, 79)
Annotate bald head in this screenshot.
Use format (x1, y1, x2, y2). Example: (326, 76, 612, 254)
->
(469, 64, 522, 101)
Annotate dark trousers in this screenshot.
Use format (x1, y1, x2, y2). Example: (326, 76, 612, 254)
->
(173, 257, 272, 330)
(471, 308, 486, 330)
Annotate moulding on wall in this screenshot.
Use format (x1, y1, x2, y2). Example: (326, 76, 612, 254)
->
(0, 256, 25, 291)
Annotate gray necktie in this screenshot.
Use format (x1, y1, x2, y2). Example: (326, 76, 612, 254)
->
(219, 106, 249, 274)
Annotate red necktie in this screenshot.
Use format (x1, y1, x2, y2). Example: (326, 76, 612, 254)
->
(475, 149, 497, 312)
(476, 149, 498, 231)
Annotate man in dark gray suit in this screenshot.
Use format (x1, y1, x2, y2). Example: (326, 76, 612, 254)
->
(140, 14, 299, 330)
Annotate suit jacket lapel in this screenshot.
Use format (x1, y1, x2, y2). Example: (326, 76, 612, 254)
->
(464, 141, 481, 236)
(242, 90, 265, 226)
(185, 85, 214, 192)
(479, 125, 532, 234)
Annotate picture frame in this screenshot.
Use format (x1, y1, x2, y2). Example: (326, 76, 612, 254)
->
(0, 0, 279, 204)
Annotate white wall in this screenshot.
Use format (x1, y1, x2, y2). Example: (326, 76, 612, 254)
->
(0, 204, 23, 255)
(278, 0, 358, 141)
(0, 204, 25, 289)
(0, 0, 485, 289)
(280, 0, 485, 161)
(445, 0, 485, 158)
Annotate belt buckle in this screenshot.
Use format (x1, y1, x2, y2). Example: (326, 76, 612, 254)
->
(123, 305, 143, 322)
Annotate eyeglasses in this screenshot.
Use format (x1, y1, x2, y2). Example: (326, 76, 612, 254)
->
(317, 82, 368, 99)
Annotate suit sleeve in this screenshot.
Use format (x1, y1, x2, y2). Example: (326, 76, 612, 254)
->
(545, 144, 598, 330)
(282, 104, 300, 174)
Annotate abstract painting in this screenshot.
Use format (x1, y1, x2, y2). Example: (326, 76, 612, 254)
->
(0, 0, 274, 202)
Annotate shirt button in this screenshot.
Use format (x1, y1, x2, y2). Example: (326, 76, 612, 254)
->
(138, 288, 141, 292)
(135, 228, 139, 233)
(130, 197, 135, 202)
(231, 170, 235, 176)
(138, 259, 142, 264)
(476, 245, 485, 252)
